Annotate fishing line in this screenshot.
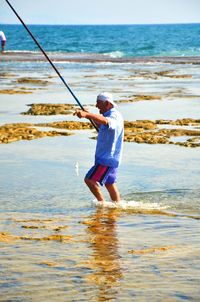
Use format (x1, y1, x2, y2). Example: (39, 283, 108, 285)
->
(5, 0, 98, 132)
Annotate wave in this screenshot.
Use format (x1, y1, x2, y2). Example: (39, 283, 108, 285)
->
(92, 199, 200, 220)
(158, 48, 200, 57)
(2, 51, 200, 65)
(103, 51, 125, 58)
(4, 50, 39, 54)
(3, 23, 200, 58)
(92, 199, 168, 210)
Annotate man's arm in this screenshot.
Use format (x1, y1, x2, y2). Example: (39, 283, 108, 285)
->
(74, 110, 108, 125)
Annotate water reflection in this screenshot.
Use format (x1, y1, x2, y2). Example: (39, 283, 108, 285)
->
(85, 207, 122, 301)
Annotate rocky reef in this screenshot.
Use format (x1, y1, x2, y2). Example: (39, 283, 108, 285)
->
(15, 77, 51, 85)
(124, 118, 200, 147)
(0, 123, 71, 144)
(1, 118, 199, 147)
(22, 103, 77, 115)
(0, 88, 33, 94)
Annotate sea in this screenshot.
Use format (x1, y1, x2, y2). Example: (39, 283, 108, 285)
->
(1, 23, 200, 57)
(0, 24, 200, 301)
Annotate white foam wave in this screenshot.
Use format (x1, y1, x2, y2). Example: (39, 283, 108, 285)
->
(6, 50, 39, 54)
(92, 199, 168, 210)
(103, 51, 125, 58)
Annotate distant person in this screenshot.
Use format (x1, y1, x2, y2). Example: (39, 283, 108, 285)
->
(0, 31, 6, 52)
(74, 92, 124, 204)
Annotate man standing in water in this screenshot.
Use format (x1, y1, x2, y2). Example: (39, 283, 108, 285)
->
(74, 92, 124, 204)
(0, 31, 6, 52)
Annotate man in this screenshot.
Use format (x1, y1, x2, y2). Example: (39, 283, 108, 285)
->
(74, 92, 124, 204)
(0, 31, 6, 52)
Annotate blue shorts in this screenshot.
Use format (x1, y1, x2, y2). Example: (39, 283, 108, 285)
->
(85, 164, 118, 186)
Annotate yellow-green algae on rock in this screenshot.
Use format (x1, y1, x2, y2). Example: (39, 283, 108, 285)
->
(0, 123, 72, 144)
(22, 103, 77, 115)
(0, 118, 200, 147)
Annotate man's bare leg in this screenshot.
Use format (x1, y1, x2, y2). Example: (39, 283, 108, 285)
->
(85, 178, 105, 203)
(105, 183, 121, 203)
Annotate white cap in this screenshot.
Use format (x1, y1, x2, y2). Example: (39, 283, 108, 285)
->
(97, 92, 117, 107)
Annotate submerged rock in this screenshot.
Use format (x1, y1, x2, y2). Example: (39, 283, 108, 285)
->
(0, 232, 72, 243)
(16, 77, 51, 85)
(124, 118, 200, 147)
(22, 103, 77, 115)
(20, 234, 72, 242)
(0, 72, 16, 78)
(0, 232, 16, 243)
(116, 94, 162, 103)
(155, 70, 192, 78)
(1, 118, 200, 147)
(37, 121, 93, 130)
(0, 89, 32, 94)
(0, 123, 71, 144)
(128, 246, 176, 254)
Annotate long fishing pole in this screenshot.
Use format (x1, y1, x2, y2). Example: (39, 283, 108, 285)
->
(5, 0, 98, 131)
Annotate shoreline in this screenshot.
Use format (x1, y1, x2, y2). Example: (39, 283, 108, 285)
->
(1, 52, 200, 64)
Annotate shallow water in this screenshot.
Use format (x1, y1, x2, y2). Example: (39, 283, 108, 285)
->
(0, 57, 200, 301)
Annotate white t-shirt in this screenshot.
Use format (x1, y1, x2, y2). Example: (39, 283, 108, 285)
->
(0, 31, 6, 42)
(95, 108, 124, 168)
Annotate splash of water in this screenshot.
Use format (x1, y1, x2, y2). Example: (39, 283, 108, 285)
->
(92, 199, 168, 210)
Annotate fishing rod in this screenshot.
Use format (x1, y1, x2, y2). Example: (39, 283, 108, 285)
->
(5, 0, 98, 132)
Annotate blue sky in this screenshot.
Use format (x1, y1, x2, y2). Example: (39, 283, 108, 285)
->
(1, 0, 200, 25)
